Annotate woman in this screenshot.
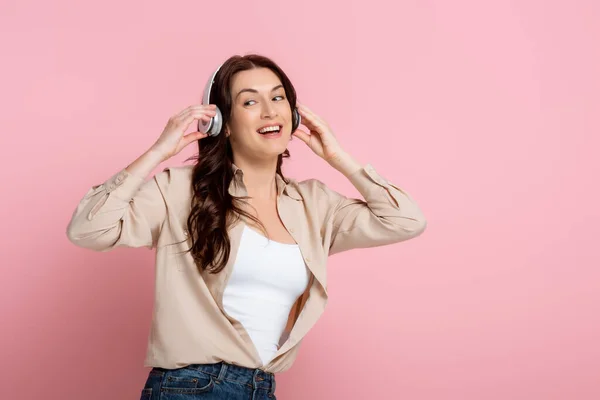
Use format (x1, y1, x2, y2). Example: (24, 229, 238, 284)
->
(66, 53, 427, 399)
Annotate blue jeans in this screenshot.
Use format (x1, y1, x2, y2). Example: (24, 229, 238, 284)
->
(140, 361, 277, 399)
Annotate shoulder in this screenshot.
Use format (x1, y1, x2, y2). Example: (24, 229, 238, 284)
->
(151, 164, 195, 205)
(153, 164, 194, 186)
(288, 177, 345, 204)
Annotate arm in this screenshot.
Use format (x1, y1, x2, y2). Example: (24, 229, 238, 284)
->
(66, 149, 168, 251)
(291, 102, 426, 255)
(66, 103, 217, 251)
(325, 152, 427, 255)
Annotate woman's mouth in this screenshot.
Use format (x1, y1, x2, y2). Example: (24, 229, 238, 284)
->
(257, 124, 283, 138)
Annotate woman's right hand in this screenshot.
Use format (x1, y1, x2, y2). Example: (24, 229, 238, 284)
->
(150, 104, 217, 162)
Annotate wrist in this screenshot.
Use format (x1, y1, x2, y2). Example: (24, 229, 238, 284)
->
(328, 151, 362, 177)
(147, 146, 170, 163)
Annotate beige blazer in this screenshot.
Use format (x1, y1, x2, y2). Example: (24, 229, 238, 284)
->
(66, 162, 426, 373)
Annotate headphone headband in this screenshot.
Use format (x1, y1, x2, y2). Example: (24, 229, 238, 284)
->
(197, 62, 224, 136)
(201, 62, 224, 106)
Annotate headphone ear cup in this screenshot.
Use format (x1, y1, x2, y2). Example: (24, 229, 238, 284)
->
(209, 106, 222, 136)
(197, 106, 223, 136)
(292, 107, 301, 132)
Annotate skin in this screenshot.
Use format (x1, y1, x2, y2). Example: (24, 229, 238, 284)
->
(226, 67, 294, 165)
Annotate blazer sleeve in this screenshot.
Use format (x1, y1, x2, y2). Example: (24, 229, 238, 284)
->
(66, 168, 168, 251)
(325, 163, 427, 256)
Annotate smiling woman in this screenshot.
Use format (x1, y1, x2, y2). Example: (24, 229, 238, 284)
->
(188, 55, 304, 273)
(65, 53, 427, 400)
(227, 68, 295, 154)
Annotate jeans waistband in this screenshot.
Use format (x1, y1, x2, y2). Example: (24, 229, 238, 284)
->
(183, 361, 275, 393)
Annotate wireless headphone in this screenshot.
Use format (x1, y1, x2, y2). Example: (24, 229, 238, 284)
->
(197, 62, 301, 137)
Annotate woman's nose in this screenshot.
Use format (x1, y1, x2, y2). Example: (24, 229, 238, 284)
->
(261, 103, 277, 118)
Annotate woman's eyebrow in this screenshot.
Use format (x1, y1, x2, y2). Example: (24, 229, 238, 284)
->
(235, 84, 284, 100)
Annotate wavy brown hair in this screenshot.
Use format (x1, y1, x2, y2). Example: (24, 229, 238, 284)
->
(184, 54, 298, 274)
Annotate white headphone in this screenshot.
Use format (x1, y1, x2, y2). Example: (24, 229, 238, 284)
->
(197, 63, 224, 137)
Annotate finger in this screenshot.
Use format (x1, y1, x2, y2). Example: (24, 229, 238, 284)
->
(178, 109, 216, 123)
(187, 108, 217, 118)
(176, 104, 217, 118)
(297, 107, 324, 133)
(185, 113, 213, 125)
(297, 104, 321, 125)
(179, 106, 217, 119)
(171, 112, 213, 132)
(182, 131, 208, 146)
(292, 128, 311, 144)
(297, 103, 327, 127)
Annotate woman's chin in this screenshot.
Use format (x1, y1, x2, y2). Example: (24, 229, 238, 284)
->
(235, 136, 291, 159)
(262, 137, 291, 152)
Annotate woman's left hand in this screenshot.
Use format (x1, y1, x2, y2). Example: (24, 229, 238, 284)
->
(293, 103, 345, 164)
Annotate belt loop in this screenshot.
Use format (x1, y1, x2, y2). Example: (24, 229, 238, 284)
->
(217, 362, 228, 381)
(271, 373, 276, 395)
(252, 369, 260, 390)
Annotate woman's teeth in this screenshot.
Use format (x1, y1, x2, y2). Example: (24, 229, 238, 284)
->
(258, 126, 281, 134)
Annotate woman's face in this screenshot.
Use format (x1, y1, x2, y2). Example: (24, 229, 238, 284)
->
(226, 67, 293, 161)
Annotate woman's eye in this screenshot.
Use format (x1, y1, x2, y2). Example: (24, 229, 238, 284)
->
(244, 96, 284, 106)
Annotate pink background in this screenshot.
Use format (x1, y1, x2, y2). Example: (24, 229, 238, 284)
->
(2, 0, 599, 399)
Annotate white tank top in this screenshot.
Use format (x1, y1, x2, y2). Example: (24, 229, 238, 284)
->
(222, 224, 310, 366)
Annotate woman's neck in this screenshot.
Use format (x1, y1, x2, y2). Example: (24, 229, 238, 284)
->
(232, 156, 279, 201)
